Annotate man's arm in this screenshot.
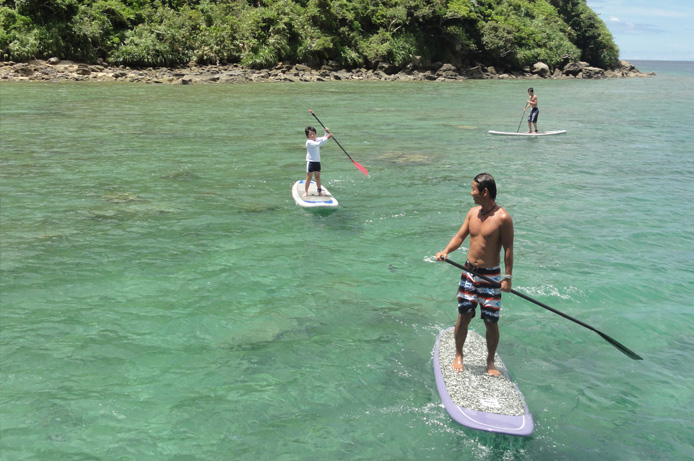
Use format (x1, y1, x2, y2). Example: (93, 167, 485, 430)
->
(436, 210, 472, 260)
(500, 213, 514, 292)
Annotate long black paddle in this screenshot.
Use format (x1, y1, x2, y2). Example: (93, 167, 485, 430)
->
(441, 258, 643, 360)
(309, 109, 368, 176)
(516, 107, 527, 133)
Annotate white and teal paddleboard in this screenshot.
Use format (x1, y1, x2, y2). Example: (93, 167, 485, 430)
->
(489, 129, 567, 136)
(292, 180, 339, 209)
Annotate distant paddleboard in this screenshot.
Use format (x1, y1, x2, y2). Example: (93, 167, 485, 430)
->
(433, 327, 534, 436)
(292, 180, 339, 209)
(489, 130, 567, 136)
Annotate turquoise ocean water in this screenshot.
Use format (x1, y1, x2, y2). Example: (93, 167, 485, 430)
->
(1, 60, 693, 460)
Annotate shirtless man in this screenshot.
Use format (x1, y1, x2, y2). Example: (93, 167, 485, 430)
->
(525, 87, 539, 133)
(436, 173, 514, 376)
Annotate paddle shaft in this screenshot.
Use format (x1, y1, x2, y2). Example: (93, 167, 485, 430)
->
(309, 110, 368, 175)
(441, 258, 643, 360)
(516, 107, 527, 133)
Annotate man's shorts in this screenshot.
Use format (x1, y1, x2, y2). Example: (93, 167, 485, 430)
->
(457, 262, 502, 322)
(528, 107, 539, 123)
(307, 161, 321, 173)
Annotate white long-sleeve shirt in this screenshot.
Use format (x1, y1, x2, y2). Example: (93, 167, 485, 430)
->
(306, 135, 330, 162)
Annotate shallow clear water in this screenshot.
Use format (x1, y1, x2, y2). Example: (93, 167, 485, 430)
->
(1, 61, 693, 460)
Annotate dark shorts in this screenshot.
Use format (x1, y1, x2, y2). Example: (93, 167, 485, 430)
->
(457, 262, 502, 323)
(528, 107, 539, 123)
(307, 161, 321, 173)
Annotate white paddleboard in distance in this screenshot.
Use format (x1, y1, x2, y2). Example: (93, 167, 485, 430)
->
(433, 327, 534, 436)
(292, 180, 339, 209)
(489, 129, 567, 136)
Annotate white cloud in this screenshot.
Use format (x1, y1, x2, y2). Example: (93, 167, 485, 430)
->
(607, 16, 661, 35)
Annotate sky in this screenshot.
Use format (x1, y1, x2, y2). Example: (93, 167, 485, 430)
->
(587, 0, 694, 61)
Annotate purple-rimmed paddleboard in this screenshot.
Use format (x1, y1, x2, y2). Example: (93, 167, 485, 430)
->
(433, 327, 534, 436)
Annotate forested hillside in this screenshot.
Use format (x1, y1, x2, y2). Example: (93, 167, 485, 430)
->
(0, 0, 619, 71)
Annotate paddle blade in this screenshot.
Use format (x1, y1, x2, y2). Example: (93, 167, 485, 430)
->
(353, 159, 368, 176)
(441, 258, 643, 361)
(597, 332, 643, 360)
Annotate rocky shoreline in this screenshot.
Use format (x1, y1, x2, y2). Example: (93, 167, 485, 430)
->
(0, 59, 653, 84)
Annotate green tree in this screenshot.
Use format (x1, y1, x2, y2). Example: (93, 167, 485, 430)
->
(0, 0, 621, 70)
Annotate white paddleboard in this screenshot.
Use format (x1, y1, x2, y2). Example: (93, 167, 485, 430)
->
(292, 180, 339, 209)
(489, 129, 567, 136)
(433, 327, 534, 436)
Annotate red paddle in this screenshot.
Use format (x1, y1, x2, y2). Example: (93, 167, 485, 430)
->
(309, 109, 368, 176)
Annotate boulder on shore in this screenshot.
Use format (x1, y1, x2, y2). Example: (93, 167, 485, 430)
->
(532, 62, 550, 78)
(580, 66, 606, 79)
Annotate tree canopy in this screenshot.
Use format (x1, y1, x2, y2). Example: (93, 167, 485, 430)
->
(0, 0, 620, 70)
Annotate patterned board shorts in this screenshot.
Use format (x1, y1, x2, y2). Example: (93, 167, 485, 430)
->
(457, 262, 502, 322)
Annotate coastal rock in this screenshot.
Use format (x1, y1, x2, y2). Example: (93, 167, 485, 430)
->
(610, 59, 654, 77)
(0, 59, 651, 84)
(580, 66, 606, 79)
(293, 64, 311, 73)
(618, 60, 636, 72)
(75, 64, 92, 75)
(563, 61, 588, 76)
(532, 62, 550, 78)
(13, 63, 35, 76)
(377, 61, 398, 75)
(331, 71, 353, 80)
(436, 63, 461, 79)
(464, 65, 485, 79)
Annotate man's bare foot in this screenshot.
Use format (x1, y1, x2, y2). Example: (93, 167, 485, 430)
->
(451, 354, 464, 372)
(302, 192, 308, 198)
(486, 363, 500, 376)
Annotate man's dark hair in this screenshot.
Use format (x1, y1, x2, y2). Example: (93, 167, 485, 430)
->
(528, 87, 534, 93)
(305, 126, 317, 136)
(474, 172, 497, 200)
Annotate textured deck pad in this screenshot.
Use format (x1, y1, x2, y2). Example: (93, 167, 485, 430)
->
(434, 327, 534, 436)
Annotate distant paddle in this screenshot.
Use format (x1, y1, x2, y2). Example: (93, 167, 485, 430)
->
(309, 109, 368, 176)
(516, 107, 527, 133)
(440, 258, 643, 360)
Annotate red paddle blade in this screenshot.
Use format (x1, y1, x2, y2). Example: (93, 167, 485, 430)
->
(352, 160, 368, 176)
